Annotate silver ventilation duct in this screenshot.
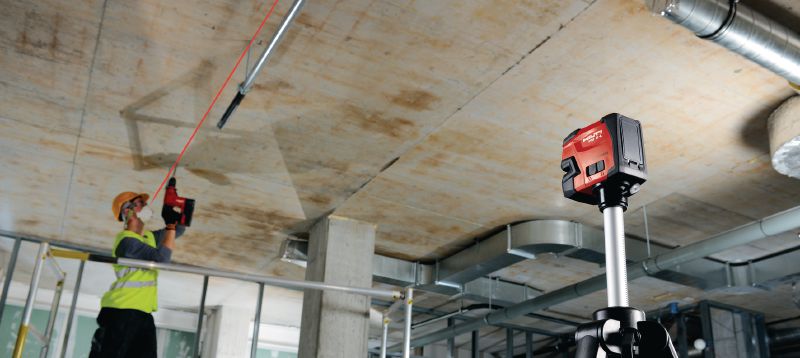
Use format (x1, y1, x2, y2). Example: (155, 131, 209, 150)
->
(647, 0, 800, 85)
(397, 205, 800, 350)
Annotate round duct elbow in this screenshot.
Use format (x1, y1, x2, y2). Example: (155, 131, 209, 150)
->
(769, 96, 800, 178)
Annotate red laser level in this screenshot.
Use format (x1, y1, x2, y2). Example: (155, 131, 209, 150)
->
(163, 178, 195, 227)
(561, 113, 647, 211)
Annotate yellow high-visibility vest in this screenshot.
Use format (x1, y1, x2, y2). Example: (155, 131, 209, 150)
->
(100, 230, 159, 313)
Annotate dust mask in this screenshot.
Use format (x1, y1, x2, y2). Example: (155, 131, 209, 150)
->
(137, 206, 154, 223)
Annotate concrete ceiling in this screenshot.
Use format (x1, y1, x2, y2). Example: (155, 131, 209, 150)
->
(2, 0, 800, 332)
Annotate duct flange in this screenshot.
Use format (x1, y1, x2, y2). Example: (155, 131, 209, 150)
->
(769, 96, 800, 178)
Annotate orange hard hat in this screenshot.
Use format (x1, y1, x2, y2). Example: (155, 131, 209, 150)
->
(112, 192, 150, 221)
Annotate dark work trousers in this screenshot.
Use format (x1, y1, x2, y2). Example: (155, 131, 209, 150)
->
(89, 307, 158, 358)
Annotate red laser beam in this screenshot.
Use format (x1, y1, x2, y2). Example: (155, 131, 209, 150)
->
(150, 0, 282, 203)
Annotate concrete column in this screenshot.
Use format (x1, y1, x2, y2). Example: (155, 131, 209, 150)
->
(298, 216, 376, 358)
(203, 305, 253, 358)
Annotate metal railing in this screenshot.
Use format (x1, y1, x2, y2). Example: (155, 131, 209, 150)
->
(0, 232, 412, 358)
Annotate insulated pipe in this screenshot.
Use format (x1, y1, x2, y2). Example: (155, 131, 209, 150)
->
(217, 0, 306, 129)
(13, 243, 48, 358)
(603, 206, 628, 307)
(60, 260, 85, 358)
(647, 0, 800, 85)
(395, 204, 800, 350)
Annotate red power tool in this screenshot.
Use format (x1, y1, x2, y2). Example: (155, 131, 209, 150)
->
(561, 113, 647, 210)
(163, 177, 195, 226)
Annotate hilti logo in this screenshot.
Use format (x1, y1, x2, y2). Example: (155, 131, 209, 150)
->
(582, 130, 603, 144)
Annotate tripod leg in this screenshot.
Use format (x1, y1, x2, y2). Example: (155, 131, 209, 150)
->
(575, 335, 600, 358)
(637, 321, 679, 358)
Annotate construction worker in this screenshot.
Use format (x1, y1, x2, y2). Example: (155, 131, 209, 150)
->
(89, 191, 185, 357)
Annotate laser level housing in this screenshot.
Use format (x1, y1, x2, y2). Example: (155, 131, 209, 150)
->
(561, 113, 647, 211)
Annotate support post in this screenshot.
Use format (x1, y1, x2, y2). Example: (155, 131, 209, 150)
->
(602, 206, 628, 307)
(13, 242, 48, 358)
(194, 275, 208, 358)
(525, 331, 533, 358)
(506, 328, 514, 358)
(60, 260, 84, 358)
(380, 315, 389, 358)
(447, 318, 455, 358)
(40, 278, 65, 358)
(250, 283, 264, 358)
(403, 288, 414, 358)
(471, 330, 479, 358)
(60, 260, 86, 358)
(0, 236, 21, 325)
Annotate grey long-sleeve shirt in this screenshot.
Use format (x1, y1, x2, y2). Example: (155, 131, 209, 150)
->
(115, 226, 185, 263)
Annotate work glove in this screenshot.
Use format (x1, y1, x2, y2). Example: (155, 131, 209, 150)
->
(162, 205, 182, 226)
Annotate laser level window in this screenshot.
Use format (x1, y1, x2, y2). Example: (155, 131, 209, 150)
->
(620, 121, 643, 166)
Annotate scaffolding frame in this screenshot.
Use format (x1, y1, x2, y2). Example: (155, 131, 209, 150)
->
(0, 232, 411, 358)
(5, 242, 68, 358)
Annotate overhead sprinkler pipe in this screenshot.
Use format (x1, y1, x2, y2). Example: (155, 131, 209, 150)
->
(393, 204, 800, 351)
(217, 0, 306, 129)
(647, 0, 800, 86)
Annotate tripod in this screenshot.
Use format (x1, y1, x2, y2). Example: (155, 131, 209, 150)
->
(573, 184, 677, 358)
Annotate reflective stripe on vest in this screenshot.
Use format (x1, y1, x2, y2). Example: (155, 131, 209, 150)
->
(114, 267, 150, 279)
(109, 280, 157, 291)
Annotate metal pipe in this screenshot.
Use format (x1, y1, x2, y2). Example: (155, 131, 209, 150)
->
(194, 275, 208, 358)
(403, 288, 413, 358)
(412, 309, 462, 329)
(525, 331, 533, 358)
(60, 260, 85, 358)
(217, 0, 306, 129)
(114, 258, 401, 299)
(250, 283, 264, 358)
(506, 328, 514, 358)
(603, 206, 628, 307)
(13, 242, 48, 358)
(241, 0, 305, 93)
(380, 315, 390, 358)
(40, 279, 65, 358)
(396, 204, 800, 350)
(447, 318, 455, 358)
(0, 236, 21, 325)
(44, 250, 66, 281)
(471, 330, 479, 358)
(647, 0, 800, 85)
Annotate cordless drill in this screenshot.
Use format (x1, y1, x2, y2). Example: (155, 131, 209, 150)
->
(163, 177, 195, 226)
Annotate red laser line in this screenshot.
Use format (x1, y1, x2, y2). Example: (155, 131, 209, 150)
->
(150, 0, 282, 203)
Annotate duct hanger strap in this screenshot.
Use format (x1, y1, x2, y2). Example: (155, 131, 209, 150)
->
(697, 0, 737, 40)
